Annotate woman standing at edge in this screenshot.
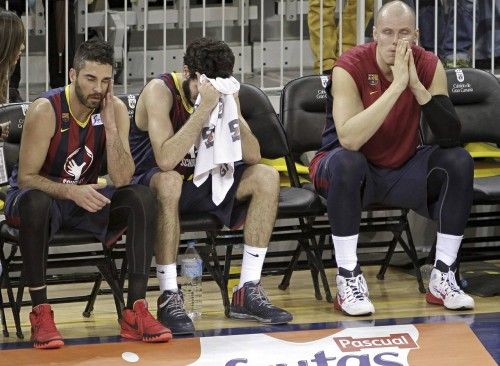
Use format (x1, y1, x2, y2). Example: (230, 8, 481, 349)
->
(0, 9, 25, 105)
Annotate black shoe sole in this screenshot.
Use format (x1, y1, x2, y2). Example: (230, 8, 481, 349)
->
(229, 311, 292, 325)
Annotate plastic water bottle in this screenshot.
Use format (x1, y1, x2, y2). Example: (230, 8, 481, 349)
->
(181, 240, 203, 320)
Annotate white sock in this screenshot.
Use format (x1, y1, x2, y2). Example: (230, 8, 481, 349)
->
(238, 245, 267, 289)
(332, 234, 359, 271)
(157, 263, 178, 292)
(435, 232, 463, 267)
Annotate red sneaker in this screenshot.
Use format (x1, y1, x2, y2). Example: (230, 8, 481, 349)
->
(120, 299, 172, 343)
(29, 304, 64, 349)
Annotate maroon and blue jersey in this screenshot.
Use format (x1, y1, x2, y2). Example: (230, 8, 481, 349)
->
(9, 86, 106, 188)
(310, 42, 438, 177)
(130, 72, 196, 180)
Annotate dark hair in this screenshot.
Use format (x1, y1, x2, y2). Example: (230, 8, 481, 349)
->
(183, 37, 235, 79)
(0, 9, 25, 103)
(73, 39, 114, 74)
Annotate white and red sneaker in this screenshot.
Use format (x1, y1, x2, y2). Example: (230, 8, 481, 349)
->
(426, 260, 475, 310)
(334, 265, 375, 316)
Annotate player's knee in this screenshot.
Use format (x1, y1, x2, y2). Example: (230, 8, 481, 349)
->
(19, 189, 52, 215)
(327, 150, 367, 187)
(452, 148, 474, 175)
(438, 147, 474, 177)
(120, 185, 157, 212)
(253, 164, 280, 196)
(154, 171, 183, 203)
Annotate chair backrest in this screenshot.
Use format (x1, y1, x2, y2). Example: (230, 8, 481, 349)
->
(280, 75, 329, 155)
(116, 93, 139, 120)
(238, 83, 290, 159)
(421, 68, 500, 145)
(0, 102, 30, 179)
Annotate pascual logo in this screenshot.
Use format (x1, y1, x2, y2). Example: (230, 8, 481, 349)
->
(455, 68, 465, 82)
(334, 333, 418, 352)
(191, 325, 420, 366)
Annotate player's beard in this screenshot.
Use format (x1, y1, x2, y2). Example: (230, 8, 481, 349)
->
(182, 79, 195, 106)
(75, 79, 102, 109)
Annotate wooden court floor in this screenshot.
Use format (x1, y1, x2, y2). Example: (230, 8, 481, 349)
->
(1, 264, 499, 365)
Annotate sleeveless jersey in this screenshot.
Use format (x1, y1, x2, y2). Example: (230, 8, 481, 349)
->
(315, 42, 438, 169)
(9, 86, 106, 188)
(130, 73, 196, 180)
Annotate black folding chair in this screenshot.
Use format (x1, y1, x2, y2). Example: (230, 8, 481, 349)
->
(421, 68, 500, 267)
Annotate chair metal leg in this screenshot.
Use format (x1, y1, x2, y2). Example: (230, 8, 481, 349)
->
(198, 234, 231, 318)
(278, 244, 302, 290)
(306, 252, 322, 300)
(119, 255, 128, 291)
(312, 234, 330, 301)
(401, 222, 426, 294)
(223, 245, 233, 291)
(300, 237, 333, 303)
(302, 237, 322, 301)
(0, 244, 17, 337)
(11, 274, 24, 339)
(301, 217, 333, 303)
(82, 273, 103, 318)
(98, 250, 125, 318)
(377, 235, 399, 281)
(0, 277, 9, 337)
(397, 236, 426, 293)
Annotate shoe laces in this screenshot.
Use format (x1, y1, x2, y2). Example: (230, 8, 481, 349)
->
(438, 270, 463, 297)
(162, 292, 187, 319)
(343, 275, 368, 303)
(247, 284, 273, 308)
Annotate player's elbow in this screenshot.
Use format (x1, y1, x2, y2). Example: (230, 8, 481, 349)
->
(17, 175, 29, 189)
(157, 158, 177, 172)
(338, 135, 362, 152)
(244, 151, 261, 165)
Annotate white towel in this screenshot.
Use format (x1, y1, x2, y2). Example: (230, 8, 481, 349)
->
(193, 75, 242, 205)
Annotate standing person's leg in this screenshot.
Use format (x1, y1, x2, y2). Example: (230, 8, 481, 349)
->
(441, 0, 474, 67)
(308, 0, 338, 74)
(341, 0, 374, 53)
(417, 2, 445, 52)
(5, 189, 64, 349)
(229, 164, 293, 324)
(148, 170, 195, 335)
(425, 147, 475, 309)
(313, 148, 375, 316)
(3, 1, 23, 101)
(47, 0, 75, 88)
(108, 184, 172, 343)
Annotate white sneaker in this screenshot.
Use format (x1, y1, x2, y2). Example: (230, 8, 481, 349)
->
(334, 265, 375, 316)
(426, 260, 475, 310)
